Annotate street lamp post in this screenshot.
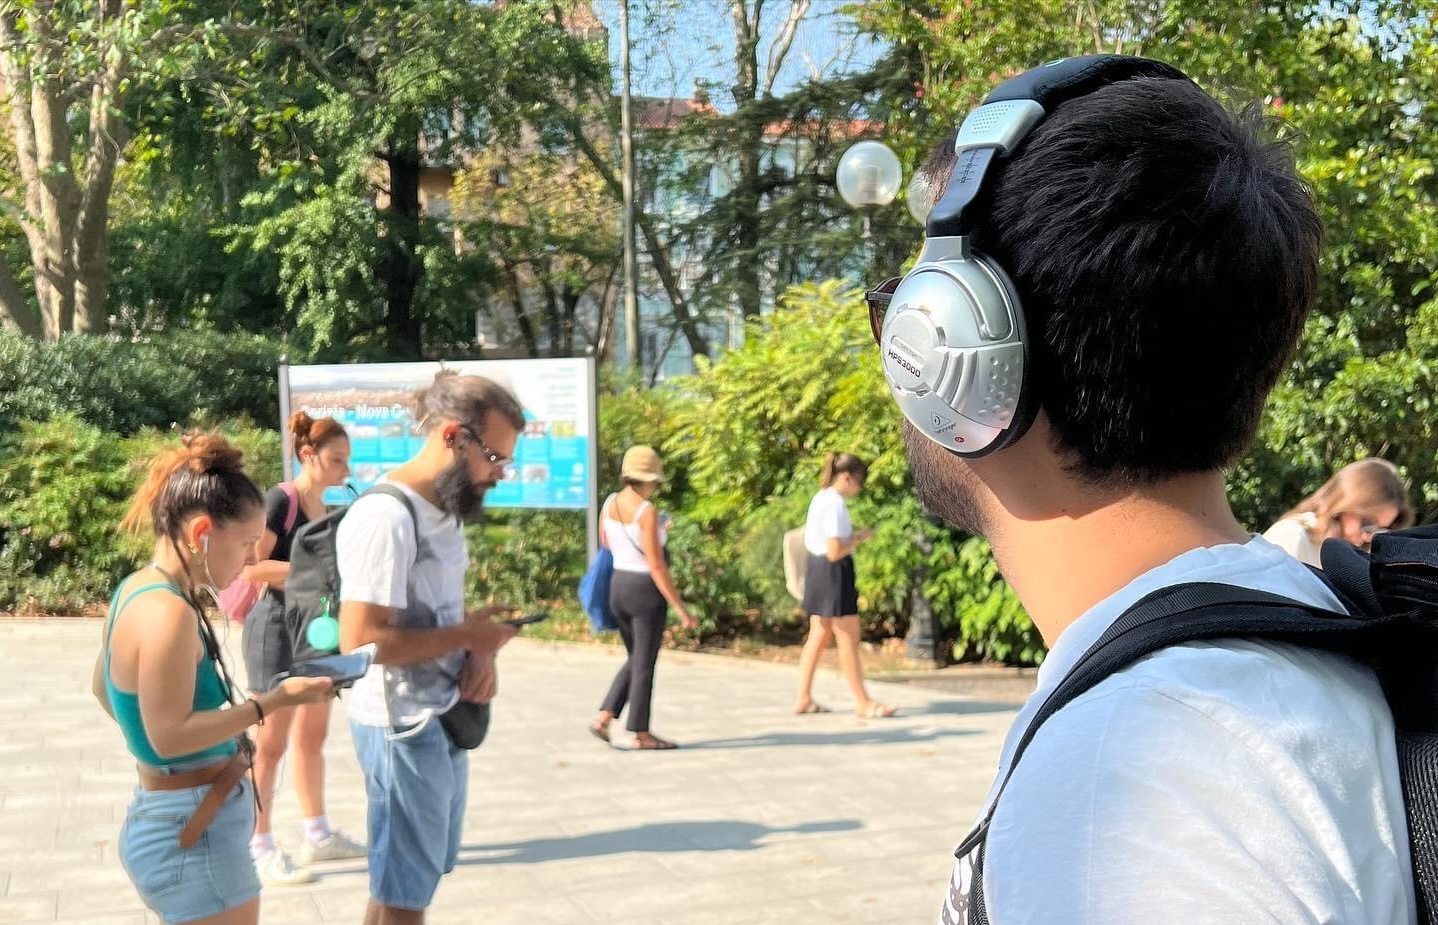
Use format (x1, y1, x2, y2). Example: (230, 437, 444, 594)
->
(837, 138, 944, 666)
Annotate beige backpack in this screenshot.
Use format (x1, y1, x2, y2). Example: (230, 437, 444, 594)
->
(782, 527, 809, 602)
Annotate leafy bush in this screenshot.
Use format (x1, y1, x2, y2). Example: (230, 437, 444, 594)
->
(0, 416, 146, 612)
(0, 327, 292, 435)
(0, 416, 282, 613)
(465, 511, 588, 609)
(927, 536, 1044, 666)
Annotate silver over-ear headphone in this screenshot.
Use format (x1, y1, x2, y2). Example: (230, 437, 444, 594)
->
(875, 55, 1189, 457)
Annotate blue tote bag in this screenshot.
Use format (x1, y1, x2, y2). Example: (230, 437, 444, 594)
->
(579, 546, 617, 632)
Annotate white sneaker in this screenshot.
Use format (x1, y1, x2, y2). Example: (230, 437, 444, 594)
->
(254, 847, 316, 886)
(299, 829, 367, 864)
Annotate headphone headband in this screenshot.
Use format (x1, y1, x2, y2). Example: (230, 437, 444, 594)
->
(926, 55, 1191, 238)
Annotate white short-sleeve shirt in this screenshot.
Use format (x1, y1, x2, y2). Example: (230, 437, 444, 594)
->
(336, 481, 470, 728)
(804, 487, 852, 557)
(939, 537, 1413, 925)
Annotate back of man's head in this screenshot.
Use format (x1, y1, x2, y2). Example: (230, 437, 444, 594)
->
(921, 75, 1322, 485)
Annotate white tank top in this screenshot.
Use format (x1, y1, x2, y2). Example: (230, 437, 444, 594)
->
(603, 494, 661, 573)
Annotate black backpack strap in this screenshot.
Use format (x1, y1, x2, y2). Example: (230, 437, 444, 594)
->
(955, 581, 1392, 860)
(954, 580, 1405, 922)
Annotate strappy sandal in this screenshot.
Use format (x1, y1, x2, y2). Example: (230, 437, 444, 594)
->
(794, 701, 832, 714)
(857, 703, 899, 718)
(589, 721, 611, 744)
(633, 734, 678, 750)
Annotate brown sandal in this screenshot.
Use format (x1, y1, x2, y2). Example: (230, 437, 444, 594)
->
(633, 734, 678, 750)
(589, 721, 611, 744)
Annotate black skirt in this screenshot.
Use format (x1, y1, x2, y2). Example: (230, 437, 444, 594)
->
(802, 554, 858, 617)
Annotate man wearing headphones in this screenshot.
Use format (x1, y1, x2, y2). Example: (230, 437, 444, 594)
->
(871, 58, 1412, 922)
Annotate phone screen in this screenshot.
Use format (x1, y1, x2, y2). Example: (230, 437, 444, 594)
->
(272, 645, 375, 689)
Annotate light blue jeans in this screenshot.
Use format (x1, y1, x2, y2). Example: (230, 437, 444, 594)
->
(351, 717, 468, 910)
(119, 762, 259, 924)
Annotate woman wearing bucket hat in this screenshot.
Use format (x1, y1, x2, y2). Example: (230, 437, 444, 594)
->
(590, 446, 697, 750)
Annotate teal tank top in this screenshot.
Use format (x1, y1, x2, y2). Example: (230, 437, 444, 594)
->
(103, 577, 237, 768)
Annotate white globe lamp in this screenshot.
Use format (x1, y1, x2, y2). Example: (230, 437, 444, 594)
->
(836, 140, 903, 210)
(906, 173, 931, 225)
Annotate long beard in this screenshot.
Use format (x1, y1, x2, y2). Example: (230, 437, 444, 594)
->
(904, 420, 989, 536)
(435, 458, 493, 524)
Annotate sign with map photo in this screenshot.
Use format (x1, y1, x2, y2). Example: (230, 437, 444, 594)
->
(281, 358, 596, 510)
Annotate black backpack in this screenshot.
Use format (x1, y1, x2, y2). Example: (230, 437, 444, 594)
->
(956, 524, 1438, 924)
(284, 484, 416, 663)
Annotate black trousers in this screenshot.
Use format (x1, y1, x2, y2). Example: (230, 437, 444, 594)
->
(600, 570, 667, 732)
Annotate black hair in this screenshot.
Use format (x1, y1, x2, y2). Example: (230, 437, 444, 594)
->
(921, 76, 1322, 484)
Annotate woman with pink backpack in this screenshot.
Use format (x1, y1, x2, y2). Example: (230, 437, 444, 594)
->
(236, 412, 363, 884)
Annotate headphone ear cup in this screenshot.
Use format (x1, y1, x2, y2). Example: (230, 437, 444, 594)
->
(880, 250, 1033, 458)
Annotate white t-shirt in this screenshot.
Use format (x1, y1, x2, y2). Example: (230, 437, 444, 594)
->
(804, 487, 853, 557)
(336, 481, 470, 728)
(940, 537, 1413, 925)
(1263, 512, 1325, 567)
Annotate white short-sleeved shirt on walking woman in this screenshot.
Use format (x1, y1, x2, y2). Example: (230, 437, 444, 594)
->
(804, 487, 852, 557)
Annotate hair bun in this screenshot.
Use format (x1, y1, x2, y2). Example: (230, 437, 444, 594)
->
(181, 432, 245, 475)
(289, 411, 315, 445)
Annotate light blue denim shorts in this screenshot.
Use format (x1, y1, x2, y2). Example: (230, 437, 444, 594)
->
(351, 717, 468, 910)
(119, 766, 259, 924)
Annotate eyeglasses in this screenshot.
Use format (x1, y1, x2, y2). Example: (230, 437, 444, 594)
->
(865, 276, 903, 344)
(457, 424, 512, 468)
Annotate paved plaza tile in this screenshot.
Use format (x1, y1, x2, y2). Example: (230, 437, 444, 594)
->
(0, 619, 1016, 924)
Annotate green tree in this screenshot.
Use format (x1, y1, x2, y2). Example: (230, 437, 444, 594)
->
(0, 1, 196, 338)
(215, 0, 610, 359)
(450, 144, 621, 358)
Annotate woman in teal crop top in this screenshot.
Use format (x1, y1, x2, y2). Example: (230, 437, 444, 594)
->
(93, 433, 334, 925)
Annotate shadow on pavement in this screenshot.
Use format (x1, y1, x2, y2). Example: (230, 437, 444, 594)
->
(680, 725, 979, 750)
(909, 699, 1022, 716)
(458, 818, 862, 863)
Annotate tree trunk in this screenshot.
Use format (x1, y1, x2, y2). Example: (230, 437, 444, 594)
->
(567, 118, 709, 359)
(561, 283, 582, 355)
(730, 0, 766, 319)
(0, 2, 129, 340)
(506, 267, 540, 357)
(73, 47, 128, 335)
(381, 130, 425, 359)
(540, 273, 562, 352)
(734, 143, 763, 319)
(0, 256, 41, 337)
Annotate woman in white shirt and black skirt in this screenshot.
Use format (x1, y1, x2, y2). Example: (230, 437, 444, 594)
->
(794, 453, 897, 718)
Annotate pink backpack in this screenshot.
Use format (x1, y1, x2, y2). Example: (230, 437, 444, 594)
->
(216, 483, 300, 623)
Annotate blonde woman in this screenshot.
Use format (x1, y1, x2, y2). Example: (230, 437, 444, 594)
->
(1263, 458, 1415, 567)
(793, 453, 897, 718)
(590, 446, 697, 750)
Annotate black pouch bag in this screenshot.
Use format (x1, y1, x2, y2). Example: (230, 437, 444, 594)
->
(438, 699, 490, 750)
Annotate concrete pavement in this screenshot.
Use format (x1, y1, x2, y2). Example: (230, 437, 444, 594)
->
(0, 619, 1017, 924)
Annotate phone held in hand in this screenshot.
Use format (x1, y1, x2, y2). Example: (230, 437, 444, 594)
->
(502, 612, 550, 628)
(270, 643, 376, 690)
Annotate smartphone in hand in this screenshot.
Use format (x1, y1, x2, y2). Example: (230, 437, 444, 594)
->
(502, 612, 550, 628)
(271, 644, 376, 690)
